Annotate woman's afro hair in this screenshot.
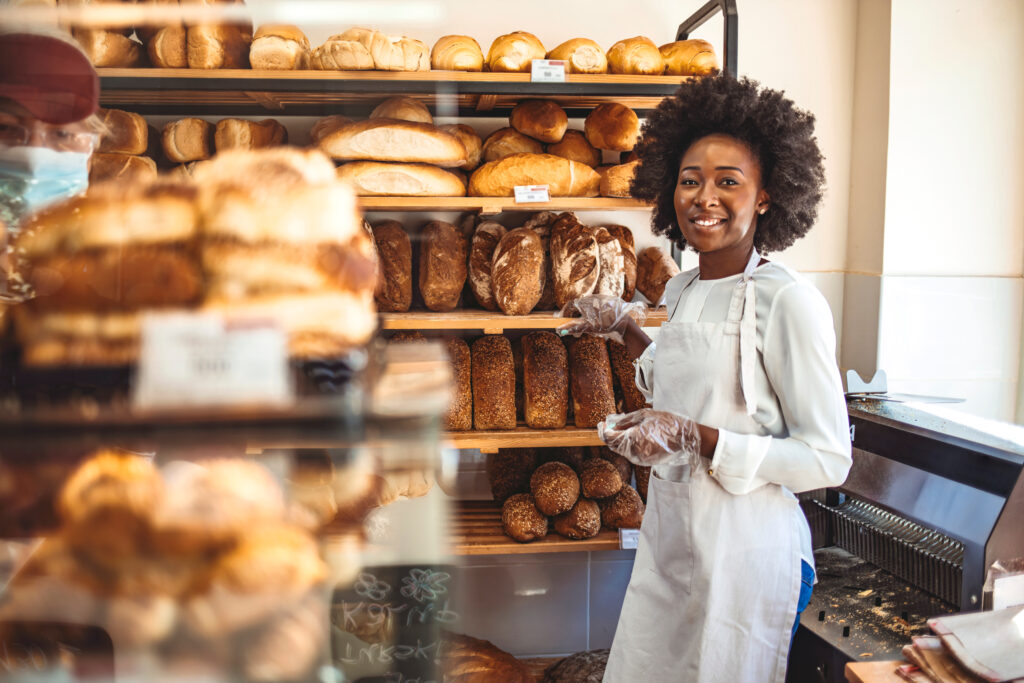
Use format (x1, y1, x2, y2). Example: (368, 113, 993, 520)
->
(630, 74, 825, 254)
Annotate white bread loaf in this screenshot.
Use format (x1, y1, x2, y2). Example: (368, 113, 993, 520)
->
(147, 26, 187, 68)
(369, 97, 432, 124)
(315, 119, 466, 167)
(660, 39, 718, 76)
(214, 118, 287, 152)
(431, 34, 484, 71)
(97, 108, 148, 155)
(310, 32, 373, 70)
(74, 29, 145, 67)
(250, 25, 310, 70)
(187, 24, 252, 69)
(439, 124, 482, 170)
(607, 36, 665, 75)
(162, 118, 212, 163)
(88, 153, 158, 184)
(468, 154, 600, 198)
(336, 162, 466, 196)
(482, 127, 543, 163)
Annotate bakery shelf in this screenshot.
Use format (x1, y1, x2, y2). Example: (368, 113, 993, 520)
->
(444, 427, 603, 452)
(359, 197, 652, 213)
(450, 501, 623, 555)
(381, 307, 668, 334)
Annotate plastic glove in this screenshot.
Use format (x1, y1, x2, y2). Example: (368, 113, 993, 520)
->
(555, 294, 647, 346)
(598, 408, 702, 468)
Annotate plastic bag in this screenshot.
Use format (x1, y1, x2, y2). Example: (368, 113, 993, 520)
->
(555, 294, 648, 346)
(598, 408, 702, 468)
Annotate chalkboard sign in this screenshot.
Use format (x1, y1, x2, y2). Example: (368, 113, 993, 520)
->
(331, 564, 457, 683)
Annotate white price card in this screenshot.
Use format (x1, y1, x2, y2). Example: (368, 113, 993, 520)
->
(993, 573, 1024, 611)
(619, 528, 640, 550)
(514, 184, 550, 203)
(531, 59, 566, 82)
(133, 312, 293, 411)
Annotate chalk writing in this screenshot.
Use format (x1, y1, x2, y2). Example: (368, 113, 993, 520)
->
(354, 572, 392, 601)
(400, 569, 450, 603)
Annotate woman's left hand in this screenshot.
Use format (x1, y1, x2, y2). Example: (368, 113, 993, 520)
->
(598, 408, 706, 467)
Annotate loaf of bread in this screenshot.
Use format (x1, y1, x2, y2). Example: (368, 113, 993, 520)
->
(443, 337, 473, 431)
(144, 25, 187, 68)
(580, 458, 623, 499)
(469, 154, 600, 198)
(481, 127, 543, 163)
(389, 331, 427, 344)
(593, 227, 625, 298)
(418, 220, 467, 312)
(96, 108, 147, 155)
(521, 331, 569, 429)
(491, 228, 544, 315)
(308, 115, 349, 146)
(550, 213, 599, 309)
(634, 465, 650, 503)
(88, 153, 158, 184)
(487, 448, 538, 503)
(214, 118, 286, 152)
(486, 31, 545, 72)
(370, 96, 432, 124)
(187, 24, 252, 69)
(604, 225, 636, 301)
(524, 211, 559, 310)
(585, 103, 640, 152)
(465, 221, 506, 311)
(660, 38, 718, 76)
(335, 162, 467, 196)
(588, 445, 633, 486)
(510, 100, 568, 144)
(599, 160, 639, 197)
(546, 130, 601, 168)
(568, 335, 616, 429)
(553, 498, 601, 540)
(162, 118, 212, 163)
(546, 38, 607, 74)
(607, 36, 665, 75)
(250, 24, 309, 69)
(369, 33, 430, 71)
(600, 484, 644, 529)
(543, 649, 611, 682)
(370, 220, 412, 312)
(312, 27, 429, 71)
(471, 335, 516, 430)
(636, 246, 680, 305)
(442, 631, 535, 682)
(74, 29, 145, 67)
(530, 461, 579, 516)
(316, 118, 466, 167)
(431, 34, 484, 71)
(607, 340, 646, 413)
(439, 124, 482, 171)
(309, 32, 373, 69)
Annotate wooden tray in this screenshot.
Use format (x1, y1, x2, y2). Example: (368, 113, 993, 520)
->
(451, 500, 622, 555)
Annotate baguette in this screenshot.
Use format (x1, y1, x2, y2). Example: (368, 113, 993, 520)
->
(491, 228, 544, 316)
(316, 119, 466, 167)
(468, 153, 600, 198)
(335, 162, 466, 197)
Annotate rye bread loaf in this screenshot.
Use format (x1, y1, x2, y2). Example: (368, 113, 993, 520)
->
(491, 228, 544, 315)
(550, 213, 599, 309)
(443, 337, 473, 431)
(636, 246, 680, 305)
(418, 221, 467, 312)
(530, 461, 580, 516)
(370, 220, 412, 312)
(568, 335, 616, 428)
(524, 211, 559, 310)
(521, 331, 569, 429)
(593, 227, 625, 298)
(603, 225, 636, 301)
(471, 335, 516, 430)
(467, 221, 506, 311)
(607, 340, 647, 412)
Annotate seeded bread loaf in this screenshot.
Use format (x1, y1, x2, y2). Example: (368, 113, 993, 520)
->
(568, 335, 616, 429)
(553, 498, 601, 540)
(607, 340, 647, 412)
(530, 461, 580, 516)
(443, 337, 472, 431)
(471, 335, 516, 430)
(487, 448, 539, 503)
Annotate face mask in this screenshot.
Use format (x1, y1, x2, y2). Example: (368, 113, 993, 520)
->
(0, 146, 90, 223)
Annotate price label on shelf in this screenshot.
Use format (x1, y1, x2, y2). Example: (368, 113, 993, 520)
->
(531, 59, 566, 82)
(514, 184, 550, 203)
(133, 312, 293, 411)
(619, 528, 640, 550)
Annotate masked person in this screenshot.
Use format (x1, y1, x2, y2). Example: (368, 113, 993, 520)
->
(560, 75, 852, 682)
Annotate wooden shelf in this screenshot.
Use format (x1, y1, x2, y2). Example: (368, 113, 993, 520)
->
(381, 307, 667, 334)
(444, 427, 602, 453)
(450, 501, 623, 555)
(359, 196, 651, 213)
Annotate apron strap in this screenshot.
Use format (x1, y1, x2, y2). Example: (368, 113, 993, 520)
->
(668, 269, 701, 320)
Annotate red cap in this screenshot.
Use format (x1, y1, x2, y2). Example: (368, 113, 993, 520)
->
(0, 33, 99, 125)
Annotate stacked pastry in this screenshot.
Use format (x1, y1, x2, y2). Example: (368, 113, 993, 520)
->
(90, 107, 159, 183)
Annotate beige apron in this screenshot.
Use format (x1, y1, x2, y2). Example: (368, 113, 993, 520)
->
(604, 251, 801, 683)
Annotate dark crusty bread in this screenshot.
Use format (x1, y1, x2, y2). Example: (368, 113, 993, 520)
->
(491, 228, 544, 315)
(603, 225, 636, 301)
(634, 465, 651, 503)
(521, 331, 568, 428)
(580, 458, 623, 499)
(599, 484, 644, 529)
(471, 335, 516, 430)
(553, 498, 601, 540)
(524, 211, 559, 310)
(607, 340, 647, 412)
(389, 331, 427, 343)
(371, 220, 412, 312)
(441, 631, 535, 682)
(467, 221, 506, 311)
(501, 494, 548, 543)
(635, 246, 681, 305)
(542, 649, 610, 682)
(541, 446, 586, 474)
(419, 220, 468, 312)
(568, 335, 616, 428)
(587, 446, 633, 486)
(550, 213, 600, 309)
(443, 337, 473, 431)
(593, 226, 625, 298)
(487, 448, 539, 503)
(530, 461, 580, 516)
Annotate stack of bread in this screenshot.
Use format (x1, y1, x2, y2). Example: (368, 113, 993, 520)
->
(161, 115, 287, 168)
(90, 107, 159, 184)
(493, 446, 645, 543)
(70, 0, 147, 68)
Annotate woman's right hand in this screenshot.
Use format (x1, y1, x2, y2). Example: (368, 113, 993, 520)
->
(598, 408, 703, 467)
(556, 294, 648, 346)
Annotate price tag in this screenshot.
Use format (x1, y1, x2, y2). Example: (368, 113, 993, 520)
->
(619, 528, 640, 550)
(993, 573, 1024, 611)
(531, 59, 566, 82)
(514, 184, 550, 203)
(133, 312, 293, 411)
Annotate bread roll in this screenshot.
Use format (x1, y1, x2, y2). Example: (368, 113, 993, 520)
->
(491, 228, 543, 316)
(96, 108, 147, 155)
(431, 34, 484, 71)
(146, 25, 187, 67)
(370, 96, 432, 124)
(530, 461, 579, 516)
(600, 484, 644, 529)
(660, 38, 718, 76)
(568, 335, 616, 428)
(316, 119, 466, 167)
(309, 32, 373, 70)
(187, 24, 252, 69)
(486, 31, 545, 72)
(580, 458, 623, 499)
(487, 448, 538, 503)
(585, 103, 640, 152)
(635, 246, 680, 305)
(634, 465, 650, 503)
(370, 220, 412, 312)
(162, 118, 212, 163)
(604, 225, 636, 301)
(510, 100, 568, 144)
(335, 162, 466, 196)
(501, 493, 547, 543)
(214, 118, 286, 152)
(522, 331, 568, 429)
(467, 221, 506, 311)
(89, 153, 158, 184)
(471, 335, 516, 430)
(469, 153, 600, 198)
(546, 130, 601, 168)
(250, 24, 310, 70)
(588, 445, 633, 485)
(74, 29, 145, 67)
(482, 127, 543, 163)
(550, 213, 599, 309)
(418, 220, 467, 312)
(599, 160, 639, 197)
(593, 227, 625, 298)
(607, 36, 665, 75)
(444, 337, 473, 431)
(369, 33, 430, 71)
(546, 38, 607, 74)
(439, 124, 482, 171)
(553, 498, 601, 539)
(608, 340, 646, 413)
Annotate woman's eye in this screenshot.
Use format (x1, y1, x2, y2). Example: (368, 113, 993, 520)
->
(720, 177, 739, 186)
(679, 178, 698, 186)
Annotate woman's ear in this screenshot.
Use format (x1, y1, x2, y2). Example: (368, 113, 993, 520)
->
(756, 190, 771, 216)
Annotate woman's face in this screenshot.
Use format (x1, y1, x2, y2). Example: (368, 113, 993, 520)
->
(673, 133, 770, 255)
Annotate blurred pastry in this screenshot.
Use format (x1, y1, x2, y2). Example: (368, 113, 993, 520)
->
(58, 450, 163, 526)
(89, 153, 158, 184)
(486, 31, 545, 72)
(243, 598, 327, 682)
(547, 37, 607, 74)
(105, 594, 178, 648)
(431, 34, 484, 71)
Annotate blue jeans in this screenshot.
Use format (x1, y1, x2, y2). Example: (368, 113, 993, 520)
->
(791, 560, 815, 647)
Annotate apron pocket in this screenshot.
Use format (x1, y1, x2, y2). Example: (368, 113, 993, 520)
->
(642, 472, 695, 594)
